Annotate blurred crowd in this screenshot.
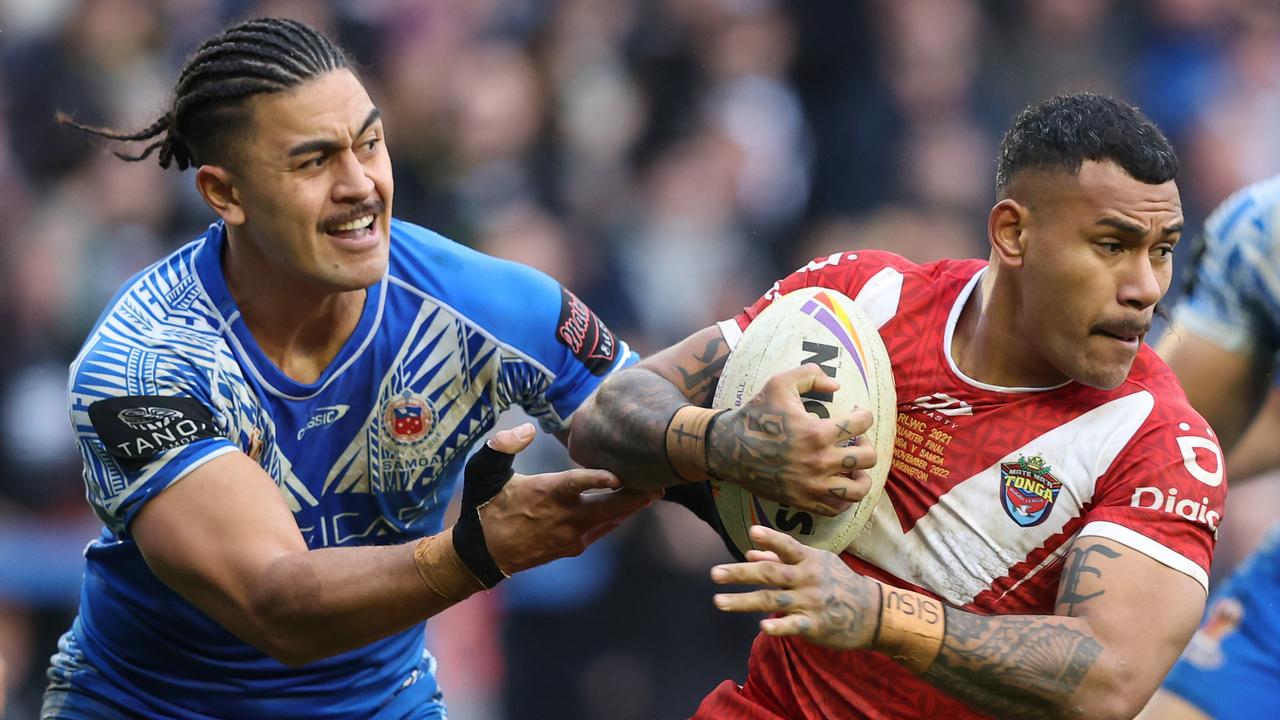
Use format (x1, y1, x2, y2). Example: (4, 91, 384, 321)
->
(3, 0, 1280, 717)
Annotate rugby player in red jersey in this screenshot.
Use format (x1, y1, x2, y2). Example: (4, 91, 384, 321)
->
(570, 93, 1222, 719)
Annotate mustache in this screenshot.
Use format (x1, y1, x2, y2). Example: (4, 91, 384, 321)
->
(320, 199, 386, 230)
(1091, 318, 1152, 337)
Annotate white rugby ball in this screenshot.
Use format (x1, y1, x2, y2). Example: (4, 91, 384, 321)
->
(711, 286, 897, 555)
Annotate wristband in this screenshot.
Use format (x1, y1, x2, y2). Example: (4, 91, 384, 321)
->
(413, 530, 484, 602)
(872, 582, 946, 674)
(665, 405, 727, 482)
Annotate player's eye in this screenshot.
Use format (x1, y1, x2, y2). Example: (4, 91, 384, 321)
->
(1097, 241, 1124, 255)
(300, 155, 326, 170)
(361, 137, 381, 153)
(1152, 246, 1175, 259)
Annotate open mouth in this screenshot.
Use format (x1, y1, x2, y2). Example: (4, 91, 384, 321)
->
(325, 214, 376, 237)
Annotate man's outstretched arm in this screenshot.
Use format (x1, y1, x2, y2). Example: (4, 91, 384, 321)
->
(713, 526, 1204, 720)
(568, 325, 878, 517)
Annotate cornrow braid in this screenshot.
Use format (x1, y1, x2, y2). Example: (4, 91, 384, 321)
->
(57, 17, 349, 170)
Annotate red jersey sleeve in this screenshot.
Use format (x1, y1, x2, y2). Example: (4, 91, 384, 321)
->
(1078, 370, 1226, 592)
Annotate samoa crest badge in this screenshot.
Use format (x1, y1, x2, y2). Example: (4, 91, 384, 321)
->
(383, 390, 436, 446)
(1000, 455, 1062, 527)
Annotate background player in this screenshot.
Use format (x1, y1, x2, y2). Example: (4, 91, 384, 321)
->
(1137, 175, 1280, 718)
(570, 93, 1224, 719)
(42, 18, 654, 720)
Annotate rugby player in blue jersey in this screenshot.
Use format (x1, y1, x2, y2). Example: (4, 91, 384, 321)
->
(42, 17, 657, 720)
(1140, 175, 1280, 719)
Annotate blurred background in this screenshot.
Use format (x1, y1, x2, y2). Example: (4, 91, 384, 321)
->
(2, 0, 1280, 717)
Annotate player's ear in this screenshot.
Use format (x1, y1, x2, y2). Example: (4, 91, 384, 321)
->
(988, 198, 1028, 268)
(194, 165, 245, 226)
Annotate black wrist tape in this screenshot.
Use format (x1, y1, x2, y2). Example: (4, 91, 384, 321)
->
(454, 444, 516, 588)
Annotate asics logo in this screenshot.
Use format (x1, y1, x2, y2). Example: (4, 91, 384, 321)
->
(297, 405, 350, 440)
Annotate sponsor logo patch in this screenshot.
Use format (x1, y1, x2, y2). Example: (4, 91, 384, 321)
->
(1000, 455, 1062, 527)
(88, 396, 219, 464)
(1129, 486, 1221, 534)
(384, 391, 436, 446)
(556, 287, 617, 376)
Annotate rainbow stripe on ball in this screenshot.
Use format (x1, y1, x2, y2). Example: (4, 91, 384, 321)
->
(800, 291, 869, 388)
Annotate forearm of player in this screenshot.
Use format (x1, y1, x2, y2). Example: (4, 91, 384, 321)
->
(918, 537, 1201, 720)
(569, 368, 693, 490)
(713, 529, 1195, 720)
(569, 325, 731, 490)
(920, 609, 1122, 720)
(243, 531, 478, 666)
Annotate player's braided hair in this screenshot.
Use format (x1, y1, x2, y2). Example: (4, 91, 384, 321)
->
(995, 92, 1178, 196)
(56, 17, 348, 170)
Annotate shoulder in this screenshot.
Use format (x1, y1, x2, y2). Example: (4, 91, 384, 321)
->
(1105, 348, 1221, 484)
(386, 218, 561, 309)
(383, 218, 625, 374)
(1202, 174, 1280, 256)
(72, 236, 225, 398)
(738, 250, 985, 328)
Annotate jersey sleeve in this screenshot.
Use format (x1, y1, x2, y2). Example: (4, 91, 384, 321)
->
(69, 337, 238, 535)
(390, 221, 638, 434)
(717, 251, 914, 347)
(1077, 397, 1226, 593)
(1172, 182, 1280, 357)
(493, 265, 639, 432)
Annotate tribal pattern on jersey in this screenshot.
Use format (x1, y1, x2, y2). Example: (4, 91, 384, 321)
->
(1173, 173, 1280, 356)
(52, 219, 634, 720)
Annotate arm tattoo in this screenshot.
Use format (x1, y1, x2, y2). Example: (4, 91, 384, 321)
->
(813, 555, 880, 649)
(922, 609, 1103, 720)
(706, 398, 793, 497)
(568, 369, 693, 490)
(1057, 544, 1120, 614)
(672, 337, 729, 406)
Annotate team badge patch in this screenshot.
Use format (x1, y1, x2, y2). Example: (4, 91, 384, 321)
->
(87, 396, 219, 464)
(1000, 455, 1062, 527)
(384, 391, 436, 445)
(556, 287, 617, 376)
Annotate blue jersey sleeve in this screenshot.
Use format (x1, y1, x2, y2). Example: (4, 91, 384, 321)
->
(69, 298, 238, 535)
(389, 220, 638, 433)
(1173, 176, 1280, 358)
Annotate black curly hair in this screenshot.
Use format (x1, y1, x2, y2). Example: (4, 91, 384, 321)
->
(995, 93, 1178, 197)
(56, 17, 349, 170)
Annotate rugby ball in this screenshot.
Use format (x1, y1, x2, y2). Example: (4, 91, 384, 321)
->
(711, 287, 897, 555)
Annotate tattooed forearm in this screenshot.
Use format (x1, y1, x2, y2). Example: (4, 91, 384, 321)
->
(672, 337, 729, 406)
(568, 368, 693, 490)
(921, 609, 1102, 720)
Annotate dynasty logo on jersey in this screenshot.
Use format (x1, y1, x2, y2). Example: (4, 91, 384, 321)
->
(88, 395, 219, 464)
(1000, 454, 1062, 527)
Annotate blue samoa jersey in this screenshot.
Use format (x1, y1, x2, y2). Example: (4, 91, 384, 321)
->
(1173, 173, 1280, 356)
(46, 219, 635, 719)
(1161, 175, 1280, 715)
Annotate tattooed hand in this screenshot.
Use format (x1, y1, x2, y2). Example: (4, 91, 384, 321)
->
(707, 364, 877, 516)
(710, 525, 880, 651)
